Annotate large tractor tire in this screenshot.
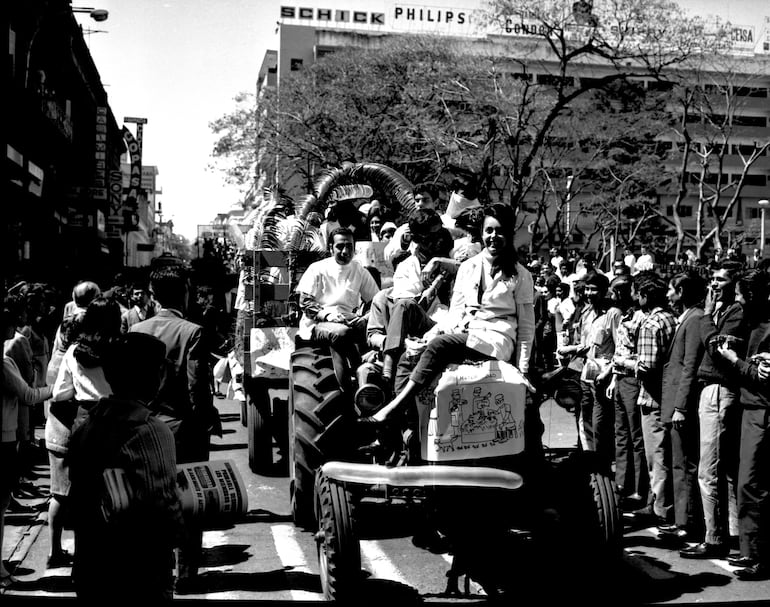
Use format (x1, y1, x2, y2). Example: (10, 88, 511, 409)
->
(289, 346, 351, 529)
(588, 468, 622, 559)
(316, 471, 361, 601)
(247, 395, 273, 473)
(557, 451, 622, 562)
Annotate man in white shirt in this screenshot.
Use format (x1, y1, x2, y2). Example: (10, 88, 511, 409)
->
(634, 245, 654, 273)
(297, 227, 380, 385)
(623, 247, 637, 274)
(440, 177, 481, 238)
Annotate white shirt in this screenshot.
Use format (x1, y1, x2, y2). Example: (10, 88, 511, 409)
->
(383, 223, 416, 265)
(297, 257, 380, 339)
(443, 253, 535, 370)
(52, 344, 112, 402)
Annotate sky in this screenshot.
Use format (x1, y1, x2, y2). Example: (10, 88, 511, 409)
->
(80, 0, 768, 242)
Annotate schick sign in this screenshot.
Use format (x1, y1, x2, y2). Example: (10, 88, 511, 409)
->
(280, 6, 385, 25)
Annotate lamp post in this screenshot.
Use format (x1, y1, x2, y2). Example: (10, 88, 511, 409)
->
(72, 7, 109, 21)
(24, 4, 109, 88)
(759, 199, 770, 256)
(564, 174, 574, 245)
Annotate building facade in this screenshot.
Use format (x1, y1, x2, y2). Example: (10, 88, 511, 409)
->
(257, 1, 770, 257)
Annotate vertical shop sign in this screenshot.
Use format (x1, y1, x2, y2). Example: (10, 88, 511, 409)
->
(93, 107, 108, 200)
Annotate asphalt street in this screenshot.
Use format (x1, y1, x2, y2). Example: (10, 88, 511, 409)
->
(2, 394, 770, 605)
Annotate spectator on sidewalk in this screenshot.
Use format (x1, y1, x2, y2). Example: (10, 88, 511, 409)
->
(619, 273, 677, 524)
(120, 282, 156, 333)
(131, 263, 222, 591)
(610, 276, 648, 507)
(68, 332, 184, 600)
(659, 272, 707, 545)
(47, 296, 121, 569)
(1, 308, 53, 588)
(714, 270, 770, 580)
(681, 261, 748, 559)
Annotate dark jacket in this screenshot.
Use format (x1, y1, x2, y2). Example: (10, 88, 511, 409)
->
(732, 321, 770, 409)
(130, 310, 222, 461)
(661, 307, 704, 423)
(697, 301, 747, 388)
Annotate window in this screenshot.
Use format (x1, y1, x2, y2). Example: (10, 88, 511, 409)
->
(732, 115, 767, 127)
(648, 80, 674, 92)
(704, 172, 729, 185)
(733, 143, 766, 157)
(709, 206, 732, 218)
(666, 205, 693, 217)
(741, 174, 768, 187)
(747, 207, 762, 220)
(734, 86, 768, 98)
(290, 58, 303, 71)
(536, 74, 574, 87)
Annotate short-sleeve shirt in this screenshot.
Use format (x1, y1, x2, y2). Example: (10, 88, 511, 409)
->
(297, 257, 380, 339)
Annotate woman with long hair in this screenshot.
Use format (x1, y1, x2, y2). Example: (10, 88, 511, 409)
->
(46, 295, 122, 568)
(365, 203, 535, 424)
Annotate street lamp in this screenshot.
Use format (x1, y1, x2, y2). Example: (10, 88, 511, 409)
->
(759, 199, 770, 256)
(24, 5, 109, 88)
(564, 174, 574, 244)
(72, 7, 109, 22)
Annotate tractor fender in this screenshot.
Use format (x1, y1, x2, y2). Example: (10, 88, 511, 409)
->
(321, 461, 523, 491)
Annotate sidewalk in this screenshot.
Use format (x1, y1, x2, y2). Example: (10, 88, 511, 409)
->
(1, 436, 65, 598)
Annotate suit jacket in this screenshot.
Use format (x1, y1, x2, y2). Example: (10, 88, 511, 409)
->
(130, 310, 221, 459)
(661, 307, 704, 423)
(121, 305, 155, 334)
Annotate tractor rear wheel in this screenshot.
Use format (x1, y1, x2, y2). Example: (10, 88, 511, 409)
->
(289, 346, 351, 528)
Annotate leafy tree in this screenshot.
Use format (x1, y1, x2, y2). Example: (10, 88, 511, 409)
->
(210, 0, 729, 249)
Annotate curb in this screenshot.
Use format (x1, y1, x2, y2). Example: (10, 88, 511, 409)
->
(1, 510, 48, 595)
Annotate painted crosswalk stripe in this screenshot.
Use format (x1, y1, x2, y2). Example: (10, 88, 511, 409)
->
(271, 524, 323, 601)
(360, 540, 409, 586)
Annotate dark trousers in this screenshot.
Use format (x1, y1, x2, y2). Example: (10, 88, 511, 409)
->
(737, 406, 770, 563)
(409, 333, 491, 388)
(383, 299, 434, 354)
(669, 410, 704, 533)
(580, 377, 614, 465)
(168, 417, 211, 580)
(614, 376, 648, 498)
(312, 321, 365, 376)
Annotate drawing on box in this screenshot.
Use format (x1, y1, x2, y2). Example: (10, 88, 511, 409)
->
(434, 389, 465, 446)
(457, 384, 514, 445)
